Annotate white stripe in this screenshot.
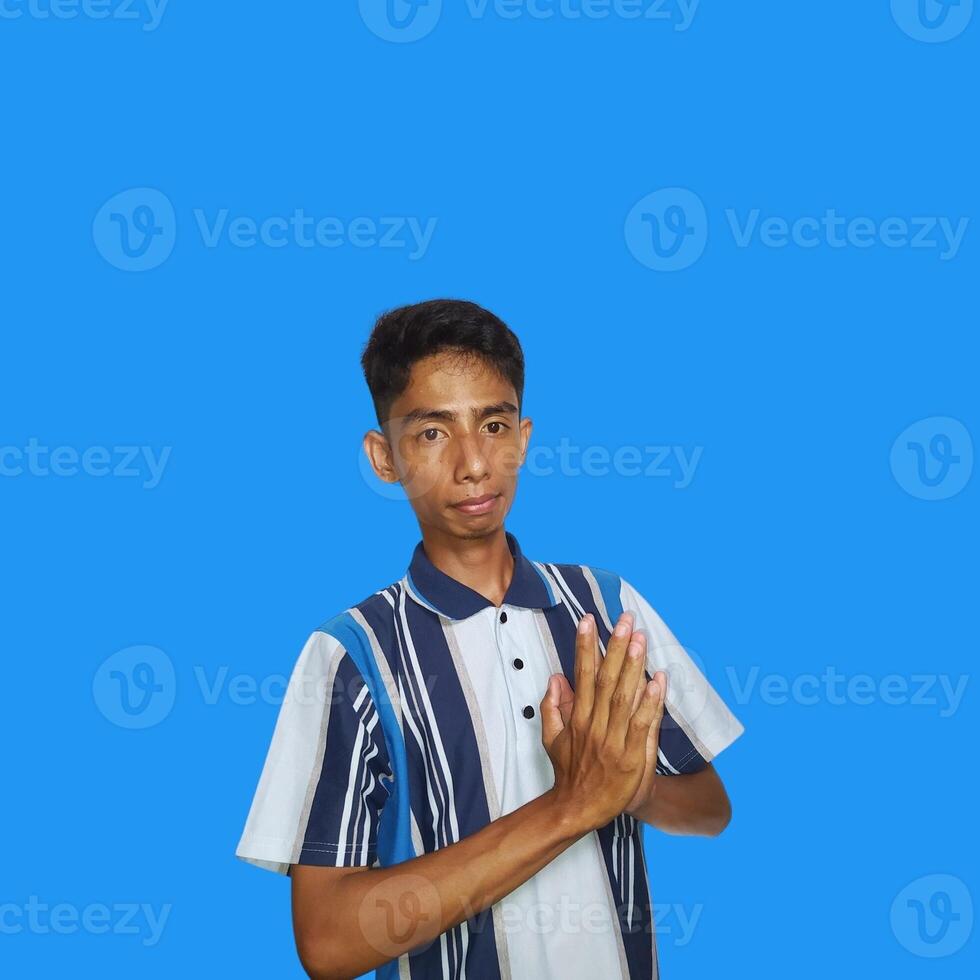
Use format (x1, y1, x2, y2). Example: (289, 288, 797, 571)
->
(626, 832, 635, 928)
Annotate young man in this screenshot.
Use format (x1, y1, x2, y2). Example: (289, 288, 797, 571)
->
(236, 299, 745, 980)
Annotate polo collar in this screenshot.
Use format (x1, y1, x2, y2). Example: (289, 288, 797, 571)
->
(405, 530, 560, 621)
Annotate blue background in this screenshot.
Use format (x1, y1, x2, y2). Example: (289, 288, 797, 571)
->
(1, 2, 977, 977)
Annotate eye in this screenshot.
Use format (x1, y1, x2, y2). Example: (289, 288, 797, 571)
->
(420, 428, 445, 443)
(485, 420, 508, 435)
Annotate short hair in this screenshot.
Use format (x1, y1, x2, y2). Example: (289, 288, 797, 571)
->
(360, 299, 525, 429)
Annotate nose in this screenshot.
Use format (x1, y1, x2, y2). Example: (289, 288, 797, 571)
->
(453, 431, 491, 483)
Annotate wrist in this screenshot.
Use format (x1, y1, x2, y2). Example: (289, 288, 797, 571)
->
(540, 787, 595, 840)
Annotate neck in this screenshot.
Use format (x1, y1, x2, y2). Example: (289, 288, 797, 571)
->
(417, 524, 514, 608)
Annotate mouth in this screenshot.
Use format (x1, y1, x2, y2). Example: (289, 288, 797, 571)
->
(450, 493, 500, 516)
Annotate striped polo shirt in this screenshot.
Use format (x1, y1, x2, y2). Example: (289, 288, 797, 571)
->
(236, 530, 744, 979)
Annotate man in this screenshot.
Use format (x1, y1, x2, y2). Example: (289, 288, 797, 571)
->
(236, 299, 745, 979)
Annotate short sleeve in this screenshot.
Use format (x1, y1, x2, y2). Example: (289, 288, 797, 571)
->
(235, 630, 393, 874)
(619, 577, 744, 776)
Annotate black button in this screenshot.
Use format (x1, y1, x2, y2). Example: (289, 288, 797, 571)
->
(499, 611, 508, 623)
(522, 705, 534, 719)
(513, 658, 524, 670)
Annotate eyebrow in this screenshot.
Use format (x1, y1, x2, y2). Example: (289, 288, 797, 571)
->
(399, 401, 519, 426)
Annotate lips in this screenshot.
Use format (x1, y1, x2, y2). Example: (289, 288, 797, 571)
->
(451, 493, 500, 515)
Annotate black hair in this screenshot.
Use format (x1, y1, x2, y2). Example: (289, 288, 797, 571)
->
(360, 299, 525, 429)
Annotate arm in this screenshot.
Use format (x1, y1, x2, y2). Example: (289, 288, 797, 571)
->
(291, 788, 585, 980)
(626, 762, 731, 837)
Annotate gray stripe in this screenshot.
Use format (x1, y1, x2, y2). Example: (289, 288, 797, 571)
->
(582, 565, 615, 633)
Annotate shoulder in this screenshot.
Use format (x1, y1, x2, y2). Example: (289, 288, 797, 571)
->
(289, 579, 406, 689)
(315, 579, 404, 637)
(530, 557, 629, 623)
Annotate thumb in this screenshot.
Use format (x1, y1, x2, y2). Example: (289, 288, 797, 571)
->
(539, 675, 565, 748)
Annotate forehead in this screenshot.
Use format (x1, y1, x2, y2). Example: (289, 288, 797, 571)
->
(389, 351, 517, 417)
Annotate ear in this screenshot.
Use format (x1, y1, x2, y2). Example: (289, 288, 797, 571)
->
(518, 415, 533, 465)
(362, 429, 398, 484)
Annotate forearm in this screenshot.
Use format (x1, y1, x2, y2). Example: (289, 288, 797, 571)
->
(630, 766, 731, 837)
(298, 789, 586, 979)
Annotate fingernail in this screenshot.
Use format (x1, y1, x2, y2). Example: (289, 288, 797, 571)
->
(628, 639, 642, 658)
(614, 619, 629, 637)
(578, 615, 593, 634)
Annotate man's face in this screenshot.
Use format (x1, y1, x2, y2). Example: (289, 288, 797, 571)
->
(363, 351, 532, 541)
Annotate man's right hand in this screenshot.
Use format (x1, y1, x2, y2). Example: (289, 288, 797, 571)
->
(540, 611, 666, 834)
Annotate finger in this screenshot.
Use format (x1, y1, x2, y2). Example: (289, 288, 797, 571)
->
(629, 661, 652, 716)
(554, 673, 575, 726)
(590, 611, 634, 734)
(570, 614, 597, 728)
(540, 675, 566, 749)
(625, 670, 667, 762)
(607, 631, 648, 747)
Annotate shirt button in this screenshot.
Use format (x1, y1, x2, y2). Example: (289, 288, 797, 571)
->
(522, 705, 535, 719)
(499, 611, 508, 623)
(513, 658, 524, 670)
